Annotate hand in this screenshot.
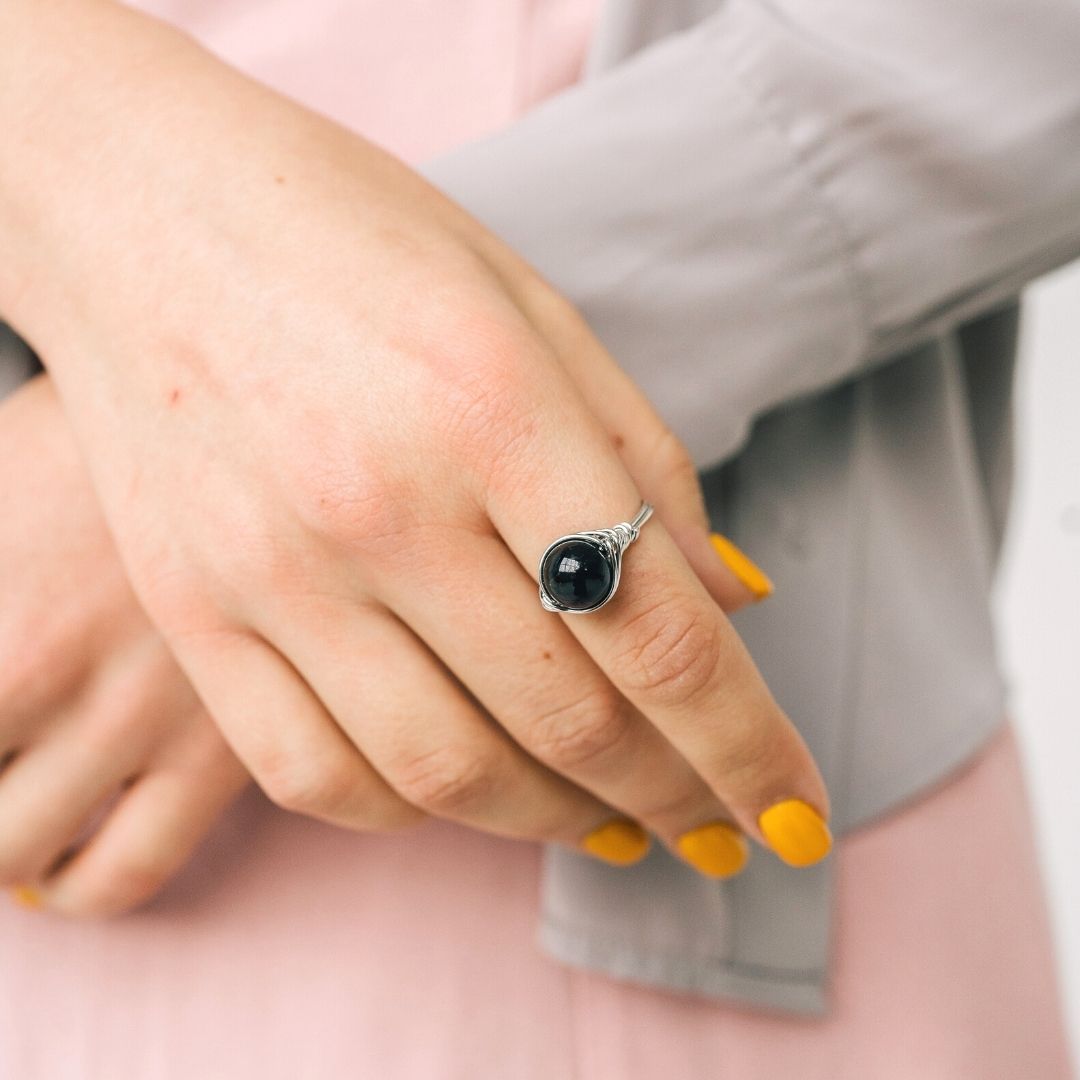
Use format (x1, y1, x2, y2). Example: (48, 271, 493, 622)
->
(2, 1, 832, 874)
(0, 377, 248, 916)
(0, 375, 764, 918)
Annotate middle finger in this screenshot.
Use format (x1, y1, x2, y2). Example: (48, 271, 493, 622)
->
(474, 369, 832, 867)
(377, 529, 751, 878)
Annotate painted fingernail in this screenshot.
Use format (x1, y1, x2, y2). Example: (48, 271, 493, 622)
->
(709, 533, 774, 599)
(758, 799, 832, 867)
(676, 821, 749, 879)
(10, 885, 43, 911)
(581, 819, 651, 867)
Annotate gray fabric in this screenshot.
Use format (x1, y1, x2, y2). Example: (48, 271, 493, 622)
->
(0, 323, 37, 399)
(419, 0, 1080, 1012)
(539, 331, 1013, 1013)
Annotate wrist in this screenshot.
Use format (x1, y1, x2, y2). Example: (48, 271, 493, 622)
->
(0, 1, 218, 349)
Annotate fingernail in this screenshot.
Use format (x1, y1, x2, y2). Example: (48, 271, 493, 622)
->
(676, 821, 749, 879)
(581, 819, 651, 867)
(709, 533, 774, 599)
(10, 885, 43, 911)
(758, 799, 832, 867)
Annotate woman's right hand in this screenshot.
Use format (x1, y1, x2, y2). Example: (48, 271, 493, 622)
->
(1, 0, 832, 875)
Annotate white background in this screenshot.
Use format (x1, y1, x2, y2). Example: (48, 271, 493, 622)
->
(996, 261, 1080, 1067)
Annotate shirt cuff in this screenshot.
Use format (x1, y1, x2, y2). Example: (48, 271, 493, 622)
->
(420, 0, 1080, 470)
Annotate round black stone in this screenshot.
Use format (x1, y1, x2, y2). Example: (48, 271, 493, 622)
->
(542, 538, 614, 611)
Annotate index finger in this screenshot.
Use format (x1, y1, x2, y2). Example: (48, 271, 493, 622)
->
(480, 365, 832, 867)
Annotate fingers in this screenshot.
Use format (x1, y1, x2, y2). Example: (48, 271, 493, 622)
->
(375, 530, 749, 878)
(266, 592, 649, 862)
(513, 283, 773, 613)
(479, 372, 832, 865)
(164, 623, 423, 832)
(33, 723, 250, 917)
(0, 706, 158, 887)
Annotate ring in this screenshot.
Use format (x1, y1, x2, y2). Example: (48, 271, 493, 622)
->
(538, 501, 653, 614)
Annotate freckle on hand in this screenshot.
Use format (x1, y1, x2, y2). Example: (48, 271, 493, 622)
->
(542, 650, 553, 661)
(612, 433, 625, 450)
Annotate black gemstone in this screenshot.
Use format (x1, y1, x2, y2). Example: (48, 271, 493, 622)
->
(542, 538, 614, 611)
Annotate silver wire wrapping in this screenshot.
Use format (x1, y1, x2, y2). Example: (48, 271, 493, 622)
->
(538, 501, 653, 614)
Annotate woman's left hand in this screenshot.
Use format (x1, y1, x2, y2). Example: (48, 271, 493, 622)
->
(0, 362, 775, 916)
(0, 376, 249, 916)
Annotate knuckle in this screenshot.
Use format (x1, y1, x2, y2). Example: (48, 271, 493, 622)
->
(527, 687, 630, 772)
(705, 714, 787, 794)
(68, 857, 170, 918)
(103, 857, 171, 912)
(651, 426, 700, 493)
(258, 754, 361, 819)
(289, 454, 416, 553)
(431, 347, 541, 476)
(612, 593, 722, 706)
(388, 742, 499, 816)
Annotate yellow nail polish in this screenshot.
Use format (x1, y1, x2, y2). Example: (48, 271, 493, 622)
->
(758, 799, 832, 867)
(709, 533, 774, 599)
(676, 821, 749, 879)
(581, 819, 651, 867)
(10, 885, 42, 911)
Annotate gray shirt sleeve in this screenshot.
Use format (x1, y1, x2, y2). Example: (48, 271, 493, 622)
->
(0, 323, 38, 401)
(420, 0, 1080, 470)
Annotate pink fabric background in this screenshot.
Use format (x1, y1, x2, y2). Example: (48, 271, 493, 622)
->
(0, 724, 1069, 1077)
(136, 0, 599, 163)
(0, 2, 1070, 1075)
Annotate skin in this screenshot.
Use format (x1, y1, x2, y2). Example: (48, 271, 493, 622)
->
(0, 377, 248, 915)
(0, 376, 756, 914)
(0, 0, 830, 908)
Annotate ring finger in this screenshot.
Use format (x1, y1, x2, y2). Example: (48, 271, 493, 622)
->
(375, 531, 750, 879)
